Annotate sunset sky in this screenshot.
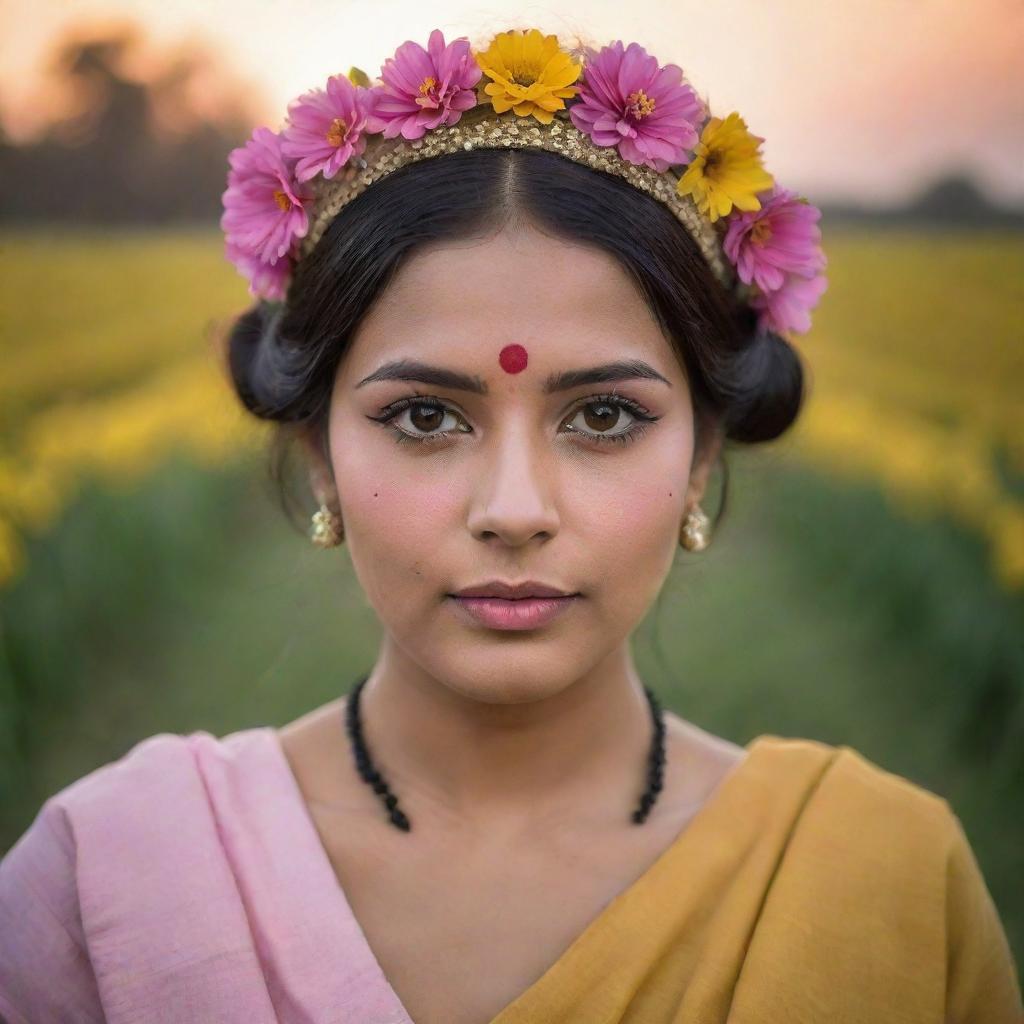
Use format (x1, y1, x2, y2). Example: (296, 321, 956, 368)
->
(2, 0, 1021, 206)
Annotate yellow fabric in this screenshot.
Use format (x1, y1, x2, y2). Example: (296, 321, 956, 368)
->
(490, 734, 1023, 1023)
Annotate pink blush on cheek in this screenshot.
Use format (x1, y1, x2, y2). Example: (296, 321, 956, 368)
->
(499, 344, 528, 374)
(362, 480, 457, 540)
(604, 475, 682, 542)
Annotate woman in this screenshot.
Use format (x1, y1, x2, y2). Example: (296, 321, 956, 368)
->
(1, 26, 1020, 1024)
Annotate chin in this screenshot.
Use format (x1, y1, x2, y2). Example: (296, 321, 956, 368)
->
(433, 661, 580, 706)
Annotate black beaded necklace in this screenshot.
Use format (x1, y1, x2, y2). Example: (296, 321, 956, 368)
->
(343, 673, 667, 832)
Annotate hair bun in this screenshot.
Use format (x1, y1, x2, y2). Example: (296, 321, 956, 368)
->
(722, 324, 807, 445)
(225, 302, 297, 420)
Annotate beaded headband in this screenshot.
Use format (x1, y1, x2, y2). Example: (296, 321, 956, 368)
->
(221, 28, 828, 337)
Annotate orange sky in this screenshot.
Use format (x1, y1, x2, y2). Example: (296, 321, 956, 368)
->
(2, 0, 1022, 205)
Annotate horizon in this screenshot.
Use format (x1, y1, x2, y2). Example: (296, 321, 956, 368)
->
(2, 0, 1021, 207)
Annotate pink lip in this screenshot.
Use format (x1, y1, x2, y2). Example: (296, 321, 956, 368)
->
(448, 595, 579, 631)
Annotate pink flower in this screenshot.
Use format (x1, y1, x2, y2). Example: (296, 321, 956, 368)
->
(723, 185, 826, 293)
(224, 239, 292, 301)
(220, 127, 313, 264)
(750, 271, 829, 336)
(568, 40, 705, 171)
(363, 29, 482, 140)
(281, 74, 373, 182)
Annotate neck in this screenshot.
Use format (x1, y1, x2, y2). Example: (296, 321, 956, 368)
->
(354, 638, 656, 834)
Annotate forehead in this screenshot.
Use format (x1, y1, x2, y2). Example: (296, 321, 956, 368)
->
(342, 225, 676, 377)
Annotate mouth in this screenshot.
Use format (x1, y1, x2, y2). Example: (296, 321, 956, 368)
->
(446, 594, 580, 631)
(450, 579, 579, 600)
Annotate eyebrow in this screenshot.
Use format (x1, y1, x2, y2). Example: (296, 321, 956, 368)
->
(354, 358, 672, 393)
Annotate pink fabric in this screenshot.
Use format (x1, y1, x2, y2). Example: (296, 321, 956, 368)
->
(0, 727, 415, 1023)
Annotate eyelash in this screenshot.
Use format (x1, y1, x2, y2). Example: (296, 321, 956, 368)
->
(368, 393, 660, 449)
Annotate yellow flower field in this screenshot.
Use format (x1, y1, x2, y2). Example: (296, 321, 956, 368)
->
(0, 225, 1020, 590)
(788, 229, 1023, 590)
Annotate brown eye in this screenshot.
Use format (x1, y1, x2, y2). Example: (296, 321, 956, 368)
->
(565, 399, 638, 440)
(583, 401, 626, 433)
(560, 394, 660, 447)
(408, 403, 446, 433)
(373, 398, 470, 444)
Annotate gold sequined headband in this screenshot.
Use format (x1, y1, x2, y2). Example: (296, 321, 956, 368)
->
(298, 104, 731, 285)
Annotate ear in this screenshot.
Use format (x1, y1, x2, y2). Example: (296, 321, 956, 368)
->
(682, 414, 724, 512)
(298, 427, 338, 509)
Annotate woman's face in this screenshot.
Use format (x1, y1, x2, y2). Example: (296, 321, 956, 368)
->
(323, 223, 716, 704)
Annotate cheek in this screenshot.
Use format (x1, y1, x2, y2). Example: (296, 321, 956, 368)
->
(572, 428, 693, 625)
(329, 433, 461, 611)
(580, 453, 688, 585)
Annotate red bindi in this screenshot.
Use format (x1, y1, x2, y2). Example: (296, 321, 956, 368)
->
(498, 343, 528, 374)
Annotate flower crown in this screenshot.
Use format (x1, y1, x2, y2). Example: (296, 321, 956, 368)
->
(221, 27, 828, 338)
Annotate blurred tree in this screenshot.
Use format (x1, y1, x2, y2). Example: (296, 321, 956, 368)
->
(906, 174, 1016, 227)
(0, 21, 267, 223)
(821, 173, 1024, 229)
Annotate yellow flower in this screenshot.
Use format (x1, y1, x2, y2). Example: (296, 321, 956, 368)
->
(474, 28, 582, 124)
(676, 111, 775, 222)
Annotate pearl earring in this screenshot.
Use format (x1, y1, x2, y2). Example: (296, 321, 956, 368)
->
(680, 504, 711, 551)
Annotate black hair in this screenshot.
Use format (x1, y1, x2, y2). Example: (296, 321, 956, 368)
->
(222, 146, 807, 538)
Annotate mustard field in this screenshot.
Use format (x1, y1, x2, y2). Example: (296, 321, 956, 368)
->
(794, 229, 1023, 591)
(1, 225, 1021, 590)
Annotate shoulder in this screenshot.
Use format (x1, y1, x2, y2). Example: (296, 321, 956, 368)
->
(747, 734, 968, 908)
(37, 725, 278, 824)
(0, 727, 280, 1022)
(745, 735, 1022, 1015)
(690, 727, 956, 845)
(2, 726, 280, 904)
(2, 726, 277, 874)
(0, 732, 206, 1021)
(753, 732, 954, 839)
(821, 739, 1024, 1017)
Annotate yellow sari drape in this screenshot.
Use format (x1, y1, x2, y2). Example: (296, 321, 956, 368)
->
(491, 734, 1022, 1023)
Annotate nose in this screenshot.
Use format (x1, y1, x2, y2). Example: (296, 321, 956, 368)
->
(465, 418, 560, 546)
